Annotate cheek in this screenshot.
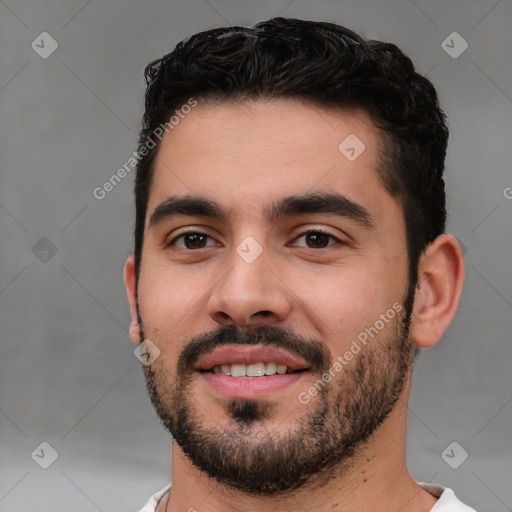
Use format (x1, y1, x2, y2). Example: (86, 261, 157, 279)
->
(293, 265, 403, 346)
(138, 275, 174, 323)
(137, 267, 193, 351)
(138, 259, 200, 319)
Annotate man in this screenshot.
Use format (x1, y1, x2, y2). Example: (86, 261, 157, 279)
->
(124, 17, 475, 511)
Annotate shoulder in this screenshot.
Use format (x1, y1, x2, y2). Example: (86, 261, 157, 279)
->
(418, 482, 478, 512)
(137, 482, 477, 512)
(136, 483, 171, 512)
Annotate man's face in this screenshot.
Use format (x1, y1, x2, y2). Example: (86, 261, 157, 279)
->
(134, 99, 416, 493)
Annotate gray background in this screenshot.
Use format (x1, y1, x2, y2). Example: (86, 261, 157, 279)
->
(1, 0, 511, 510)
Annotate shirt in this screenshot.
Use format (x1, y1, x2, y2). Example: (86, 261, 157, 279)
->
(136, 481, 478, 511)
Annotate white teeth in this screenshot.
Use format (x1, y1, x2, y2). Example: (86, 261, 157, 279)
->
(210, 362, 291, 377)
(276, 364, 287, 375)
(247, 362, 265, 377)
(265, 362, 277, 375)
(230, 364, 246, 377)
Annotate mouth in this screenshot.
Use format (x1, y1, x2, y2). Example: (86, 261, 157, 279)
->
(195, 345, 311, 374)
(200, 362, 309, 377)
(195, 345, 311, 399)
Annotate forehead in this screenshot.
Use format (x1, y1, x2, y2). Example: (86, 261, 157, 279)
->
(147, 98, 393, 226)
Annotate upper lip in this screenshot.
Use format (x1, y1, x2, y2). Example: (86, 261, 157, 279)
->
(195, 345, 310, 372)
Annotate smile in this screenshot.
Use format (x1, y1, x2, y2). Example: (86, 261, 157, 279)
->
(202, 362, 307, 377)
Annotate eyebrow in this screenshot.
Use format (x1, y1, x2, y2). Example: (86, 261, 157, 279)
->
(148, 196, 226, 229)
(148, 192, 374, 230)
(266, 192, 374, 229)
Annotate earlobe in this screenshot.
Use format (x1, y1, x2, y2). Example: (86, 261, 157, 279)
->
(124, 254, 142, 345)
(129, 321, 141, 345)
(410, 234, 465, 349)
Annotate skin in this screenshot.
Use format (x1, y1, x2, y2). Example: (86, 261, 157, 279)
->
(124, 98, 465, 512)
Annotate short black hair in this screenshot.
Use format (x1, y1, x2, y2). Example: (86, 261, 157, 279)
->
(133, 17, 448, 296)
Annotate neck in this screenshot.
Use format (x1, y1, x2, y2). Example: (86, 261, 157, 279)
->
(158, 378, 438, 512)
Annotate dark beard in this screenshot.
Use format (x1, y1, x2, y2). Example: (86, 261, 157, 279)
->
(141, 299, 415, 495)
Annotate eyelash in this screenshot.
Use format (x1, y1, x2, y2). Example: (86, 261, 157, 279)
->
(167, 229, 342, 250)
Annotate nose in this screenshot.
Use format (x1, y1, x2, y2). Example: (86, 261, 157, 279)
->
(207, 243, 292, 327)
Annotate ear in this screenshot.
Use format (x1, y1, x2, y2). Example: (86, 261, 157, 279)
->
(410, 234, 465, 349)
(124, 254, 142, 345)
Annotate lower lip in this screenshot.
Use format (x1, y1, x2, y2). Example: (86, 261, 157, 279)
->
(199, 371, 307, 399)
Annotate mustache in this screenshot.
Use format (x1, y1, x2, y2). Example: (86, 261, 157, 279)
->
(178, 324, 332, 376)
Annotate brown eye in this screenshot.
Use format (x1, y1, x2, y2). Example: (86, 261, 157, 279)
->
(183, 233, 207, 249)
(304, 232, 331, 248)
(289, 230, 342, 249)
(168, 232, 216, 250)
